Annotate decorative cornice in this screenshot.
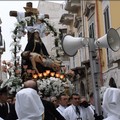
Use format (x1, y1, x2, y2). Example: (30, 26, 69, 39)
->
(84, 2, 95, 17)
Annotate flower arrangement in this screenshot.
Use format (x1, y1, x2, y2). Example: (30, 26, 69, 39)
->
(2, 12, 68, 97)
(37, 77, 74, 97)
(0, 76, 23, 96)
(1, 61, 74, 97)
(0, 76, 74, 97)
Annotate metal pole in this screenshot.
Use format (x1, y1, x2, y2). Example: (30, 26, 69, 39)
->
(88, 38, 102, 116)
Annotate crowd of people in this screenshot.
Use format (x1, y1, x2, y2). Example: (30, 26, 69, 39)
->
(0, 79, 120, 120)
(1, 2, 120, 120)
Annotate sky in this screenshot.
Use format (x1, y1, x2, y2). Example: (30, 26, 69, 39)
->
(0, 1, 65, 62)
(0, 1, 39, 62)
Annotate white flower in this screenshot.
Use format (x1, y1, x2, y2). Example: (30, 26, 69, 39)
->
(37, 77, 74, 97)
(1, 76, 23, 95)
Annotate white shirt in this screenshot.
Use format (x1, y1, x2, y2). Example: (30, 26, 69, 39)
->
(56, 105, 67, 117)
(89, 104, 95, 115)
(63, 104, 94, 120)
(0, 117, 3, 120)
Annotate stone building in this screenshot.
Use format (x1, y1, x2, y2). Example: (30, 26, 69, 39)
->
(59, 0, 120, 97)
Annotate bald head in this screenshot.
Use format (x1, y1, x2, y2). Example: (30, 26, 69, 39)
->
(24, 80, 38, 92)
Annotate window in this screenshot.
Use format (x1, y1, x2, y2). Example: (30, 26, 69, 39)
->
(109, 77, 117, 88)
(104, 6, 110, 66)
(79, 32, 82, 37)
(104, 6, 110, 33)
(89, 23, 94, 38)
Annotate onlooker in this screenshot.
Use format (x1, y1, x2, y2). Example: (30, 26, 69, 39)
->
(41, 98, 65, 120)
(15, 87, 44, 120)
(0, 86, 10, 119)
(89, 92, 107, 120)
(50, 96, 58, 108)
(1, 65, 8, 81)
(63, 93, 94, 120)
(89, 92, 95, 115)
(0, 86, 17, 120)
(102, 87, 120, 120)
(56, 93, 69, 117)
(80, 96, 90, 108)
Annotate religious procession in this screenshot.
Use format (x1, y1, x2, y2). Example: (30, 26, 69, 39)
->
(0, 1, 120, 120)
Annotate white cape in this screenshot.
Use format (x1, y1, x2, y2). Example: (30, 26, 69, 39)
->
(15, 88, 44, 120)
(103, 88, 120, 120)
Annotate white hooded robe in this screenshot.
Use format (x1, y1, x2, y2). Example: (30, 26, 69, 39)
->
(15, 88, 44, 120)
(103, 88, 120, 120)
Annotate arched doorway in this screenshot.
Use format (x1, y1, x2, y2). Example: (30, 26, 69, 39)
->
(109, 77, 117, 88)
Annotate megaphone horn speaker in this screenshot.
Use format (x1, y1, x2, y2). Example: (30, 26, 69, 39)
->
(94, 28, 120, 52)
(62, 35, 88, 56)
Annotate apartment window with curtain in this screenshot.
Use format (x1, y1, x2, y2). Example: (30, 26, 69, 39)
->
(104, 6, 110, 66)
(89, 22, 95, 38)
(104, 6, 110, 33)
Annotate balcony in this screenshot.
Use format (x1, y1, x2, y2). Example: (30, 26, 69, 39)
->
(65, 0, 80, 13)
(59, 13, 74, 26)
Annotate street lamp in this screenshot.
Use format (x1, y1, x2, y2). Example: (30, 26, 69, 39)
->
(62, 28, 120, 117)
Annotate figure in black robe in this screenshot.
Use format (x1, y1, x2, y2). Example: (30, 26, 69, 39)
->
(41, 99, 65, 120)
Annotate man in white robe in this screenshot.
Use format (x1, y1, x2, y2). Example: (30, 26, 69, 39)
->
(56, 93, 69, 117)
(15, 88, 44, 120)
(103, 87, 120, 120)
(63, 93, 94, 120)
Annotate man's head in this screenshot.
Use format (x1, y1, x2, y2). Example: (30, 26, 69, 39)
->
(70, 93, 80, 106)
(57, 93, 69, 107)
(2, 65, 7, 72)
(50, 96, 58, 108)
(80, 96, 90, 108)
(24, 80, 38, 92)
(21, 51, 31, 60)
(0, 86, 8, 103)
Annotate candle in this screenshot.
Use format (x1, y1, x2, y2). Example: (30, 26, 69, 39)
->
(33, 74, 38, 79)
(60, 74, 64, 79)
(50, 72, 55, 77)
(38, 73, 43, 78)
(55, 73, 60, 78)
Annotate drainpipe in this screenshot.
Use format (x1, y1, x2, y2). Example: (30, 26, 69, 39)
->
(96, 0, 103, 86)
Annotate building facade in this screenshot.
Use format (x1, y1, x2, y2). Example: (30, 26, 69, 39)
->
(60, 0, 120, 96)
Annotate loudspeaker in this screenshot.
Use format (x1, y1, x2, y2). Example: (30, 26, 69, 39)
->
(94, 28, 120, 52)
(62, 28, 120, 56)
(62, 35, 88, 56)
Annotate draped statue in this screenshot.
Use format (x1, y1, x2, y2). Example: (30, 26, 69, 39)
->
(10, 2, 61, 81)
